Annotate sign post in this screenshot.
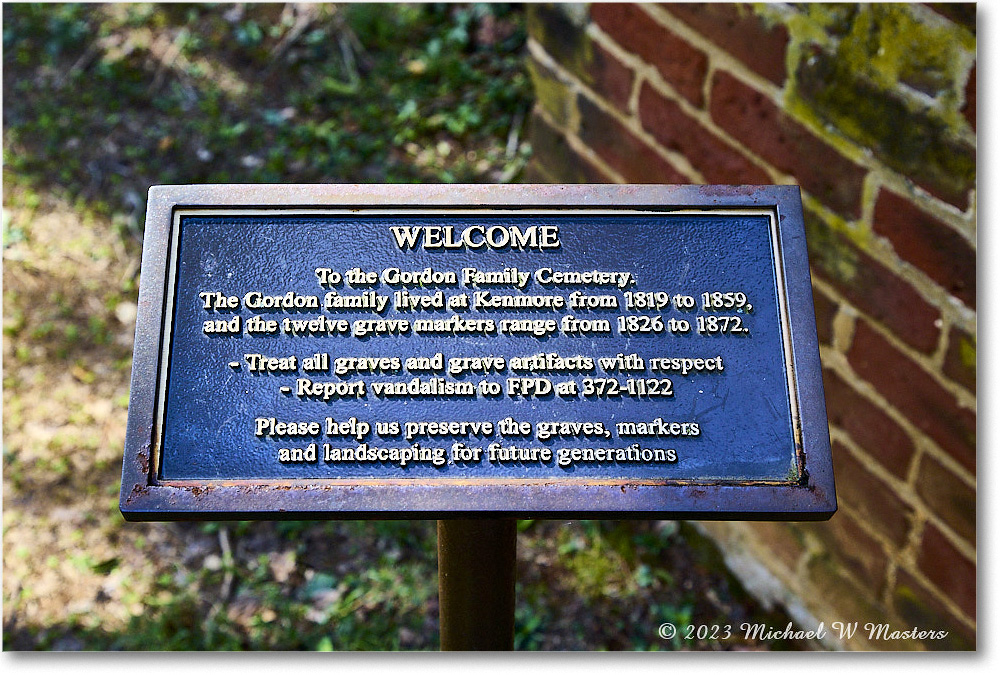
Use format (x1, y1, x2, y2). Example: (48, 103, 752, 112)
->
(438, 519, 517, 650)
(120, 184, 835, 649)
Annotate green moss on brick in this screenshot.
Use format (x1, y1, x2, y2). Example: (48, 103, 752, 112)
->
(803, 210, 861, 285)
(529, 3, 633, 107)
(787, 4, 975, 206)
(804, 555, 914, 649)
(822, 5, 972, 100)
(892, 576, 976, 650)
(799, 4, 860, 39)
(527, 57, 575, 129)
(958, 334, 976, 371)
(527, 111, 610, 184)
(526, 4, 593, 79)
(942, 327, 976, 392)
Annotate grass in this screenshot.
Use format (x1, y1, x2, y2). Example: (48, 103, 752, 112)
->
(12, 518, 807, 651)
(3, 3, 533, 229)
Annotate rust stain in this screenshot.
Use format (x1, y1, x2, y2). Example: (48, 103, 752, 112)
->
(156, 476, 797, 489)
(125, 483, 149, 505)
(698, 184, 761, 198)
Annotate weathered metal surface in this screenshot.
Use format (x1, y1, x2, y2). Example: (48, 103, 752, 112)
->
(119, 184, 836, 520)
(438, 519, 516, 650)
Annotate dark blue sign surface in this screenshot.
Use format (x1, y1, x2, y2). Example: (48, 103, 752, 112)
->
(158, 211, 798, 483)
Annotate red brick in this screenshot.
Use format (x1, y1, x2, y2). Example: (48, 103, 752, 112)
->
(661, 2, 789, 85)
(520, 162, 550, 184)
(811, 285, 837, 346)
(893, 568, 976, 650)
(592, 3, 708, 107)
(914, 179, 972, 213)
(803, 209, 941, 354)
(963, 63, 976, 132)
(916, 523, 976, 618)
(529, 16, 634, 114)
(637, 82, 770, 184)
(579, 39, 635, 113)
(822, 368, 915, 479)
(576, 94, 688, 183)
(710, 71, 868, 218)
(942, 326, 976, 394)
(805, 555, 905, 649)
(800, 515, 888, 591)
(748, 522, 806, 571)
(528, 111, 614, 184)
(848, 321, 976, 474)
(873, 188, 976, 309)
(831, 441, 914, 546)
(916, 454, 975, 544)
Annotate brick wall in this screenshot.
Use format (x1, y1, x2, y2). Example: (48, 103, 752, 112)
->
(524, 3, 976, 650)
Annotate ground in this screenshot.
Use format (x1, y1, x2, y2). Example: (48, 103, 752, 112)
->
(3, 3, 813, 651)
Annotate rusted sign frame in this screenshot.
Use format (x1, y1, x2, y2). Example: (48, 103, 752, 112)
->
(119, 184, 836, 521)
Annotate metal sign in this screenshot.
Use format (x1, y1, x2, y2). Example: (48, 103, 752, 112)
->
(119, 184, 835, 520)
